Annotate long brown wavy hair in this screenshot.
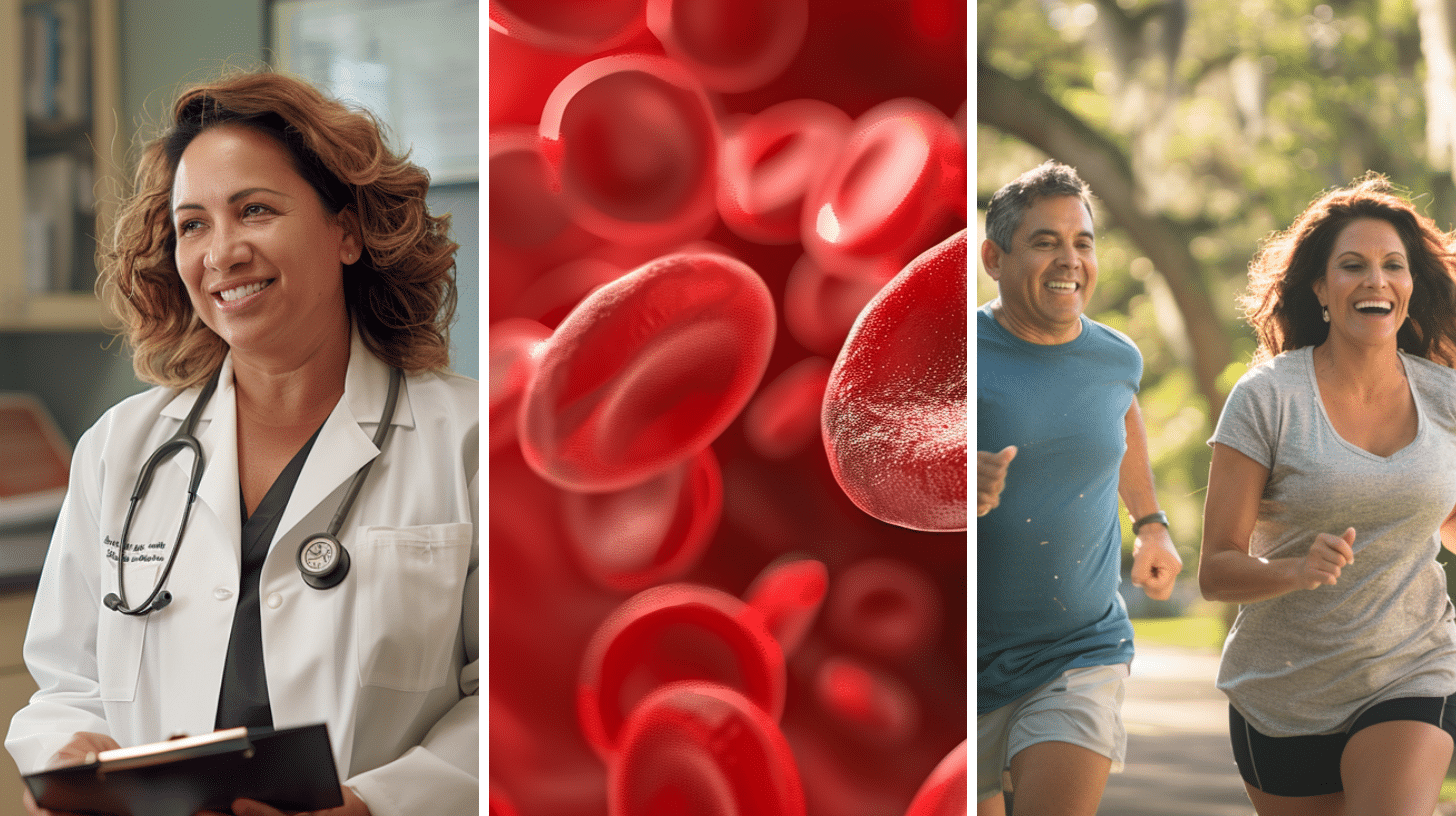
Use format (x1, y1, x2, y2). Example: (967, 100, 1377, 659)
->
(99, 69, 458, 387)
(1241, 173, 1456, 367)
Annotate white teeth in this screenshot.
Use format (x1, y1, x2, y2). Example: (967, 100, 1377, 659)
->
(1354, 300, 1392, 314)
(218, 280, 270, 302)
(1046, 281, 1077, 291)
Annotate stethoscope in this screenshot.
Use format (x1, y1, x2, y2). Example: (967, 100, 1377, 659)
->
(103, 365, 403, 615)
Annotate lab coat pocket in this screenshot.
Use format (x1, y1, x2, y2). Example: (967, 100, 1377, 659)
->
(355, 522, 472, 692)
(97, 566, 156, 702)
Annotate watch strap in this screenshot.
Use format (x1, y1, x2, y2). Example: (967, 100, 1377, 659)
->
(1132, 510, 1169, 535)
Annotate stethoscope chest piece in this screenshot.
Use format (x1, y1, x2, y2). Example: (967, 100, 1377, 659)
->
(297, 533, 351, 589)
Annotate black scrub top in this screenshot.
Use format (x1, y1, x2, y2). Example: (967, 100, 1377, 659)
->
(215, 425, 323, 730)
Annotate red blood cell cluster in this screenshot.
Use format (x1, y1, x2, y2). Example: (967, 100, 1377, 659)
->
(489, 1, 966, 813)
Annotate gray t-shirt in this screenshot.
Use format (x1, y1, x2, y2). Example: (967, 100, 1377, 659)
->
(1210, 345, 1456, 737)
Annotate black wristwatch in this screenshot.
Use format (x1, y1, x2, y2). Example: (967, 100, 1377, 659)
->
(1131, 511, 1169, 535)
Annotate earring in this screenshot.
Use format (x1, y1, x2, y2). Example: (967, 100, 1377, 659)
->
(1322, 306, 1329, 323)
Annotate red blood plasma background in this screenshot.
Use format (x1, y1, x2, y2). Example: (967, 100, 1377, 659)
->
(905, 740, 969, 816)
(490, 0, 966, 812)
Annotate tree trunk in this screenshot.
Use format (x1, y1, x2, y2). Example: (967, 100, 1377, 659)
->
(977, 59, 1234, 417)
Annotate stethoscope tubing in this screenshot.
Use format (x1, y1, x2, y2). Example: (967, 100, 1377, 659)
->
(106, 365, 401, 615)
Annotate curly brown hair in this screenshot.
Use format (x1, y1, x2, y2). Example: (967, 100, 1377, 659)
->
(99, 69, 458, 387)
(1241, 173, 1456, 367)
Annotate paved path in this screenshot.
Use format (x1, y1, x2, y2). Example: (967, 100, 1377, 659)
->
(1096, 643, 1456, 815)
(1098, 644, 1255, 815)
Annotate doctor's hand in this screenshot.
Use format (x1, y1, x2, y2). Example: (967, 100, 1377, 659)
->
(220, 785, 372, 816)
(21, 732, 126, 816)
(50, 731, 120, 768)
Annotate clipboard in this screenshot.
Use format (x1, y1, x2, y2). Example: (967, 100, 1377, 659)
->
(22, 722, 343, 816)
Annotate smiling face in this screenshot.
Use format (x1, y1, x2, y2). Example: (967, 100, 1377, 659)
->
(980, 194, 1097, 345)
(171, 123, 360, 366)
(1312, 217, 1412, 351)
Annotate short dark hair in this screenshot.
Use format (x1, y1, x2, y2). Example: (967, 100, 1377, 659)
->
(984, 161, 1094, 251)
(1241, 172, 1456, 366)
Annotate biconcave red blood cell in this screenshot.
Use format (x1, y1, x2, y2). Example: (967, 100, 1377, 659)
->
(539, 54, 721, 247)
(802, 98, 965, 280)
(609, 682, 807, 816)
(718, 99, 853, 245)
(519, 250, 776, 492)
(488, 317, 553, 455)
(825, 557, 942, 659)
(743, 357, 834, 460)
(742, 557, 829, 655)
(821, 229, 967, 532)
(561, 446, 723, 593)
(645, 0, 809, 93)
(489, 0, 647, 55)
(782, 252, 889, 357)
(577, 583, 787, 759)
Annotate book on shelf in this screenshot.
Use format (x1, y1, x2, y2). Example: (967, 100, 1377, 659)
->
(23, 0, 89, 126)
(24, 722, 344, 816)
(25, 151, 78, 294)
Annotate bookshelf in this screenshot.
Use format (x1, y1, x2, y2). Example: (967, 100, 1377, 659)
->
(0, 0, 117, 330)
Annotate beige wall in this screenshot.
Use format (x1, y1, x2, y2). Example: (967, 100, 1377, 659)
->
(0, 591, 40, 816)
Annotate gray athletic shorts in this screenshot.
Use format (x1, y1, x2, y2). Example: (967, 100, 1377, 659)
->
(976, 662, 1129, 801)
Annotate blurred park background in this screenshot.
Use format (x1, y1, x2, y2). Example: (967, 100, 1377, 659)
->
(977, 1, 1456, 807)
(978, 0, 1456, 627)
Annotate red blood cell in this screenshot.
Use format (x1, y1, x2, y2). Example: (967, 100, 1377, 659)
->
(802, 98, 965, 276)
(490, 127, 572, 249)
(782, 253, 888, 357)
(814, 656, 920, 746)
(489, 318, 554, 455)
(539, 54, 721, 246)
(577, 583, 787, 758)
(610, 682, 807, 816)
(562, 446, 723, 593)
(488, 28, 595, 131)
(717, 99, 853, 245)
(519, 251, 776, 492)
(489, 784, 523, 816)
(489, 0, 647, 55)
(825, 557, 941, 658)
(645, 0, 809, 93)
(743, 357, 833, 460)
(509, 258, 625, 329)
(742, 558, 829, 655)
(903, 740, 967, 816)
(821, 229, 967, 532)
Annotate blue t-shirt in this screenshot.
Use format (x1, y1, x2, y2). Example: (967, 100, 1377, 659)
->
(977, 303, 1141, 715)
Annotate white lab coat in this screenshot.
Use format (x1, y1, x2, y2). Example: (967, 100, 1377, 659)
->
(6, 330, 479, 816)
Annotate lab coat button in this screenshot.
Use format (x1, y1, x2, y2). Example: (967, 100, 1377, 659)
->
(214, 588, 233, 601)
(266, 593, 283, 609)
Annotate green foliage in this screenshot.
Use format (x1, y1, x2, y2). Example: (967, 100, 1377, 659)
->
(979, 0, 1456, 581)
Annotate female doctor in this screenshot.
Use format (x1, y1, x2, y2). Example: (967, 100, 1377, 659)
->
(5, 71, 478, 816)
